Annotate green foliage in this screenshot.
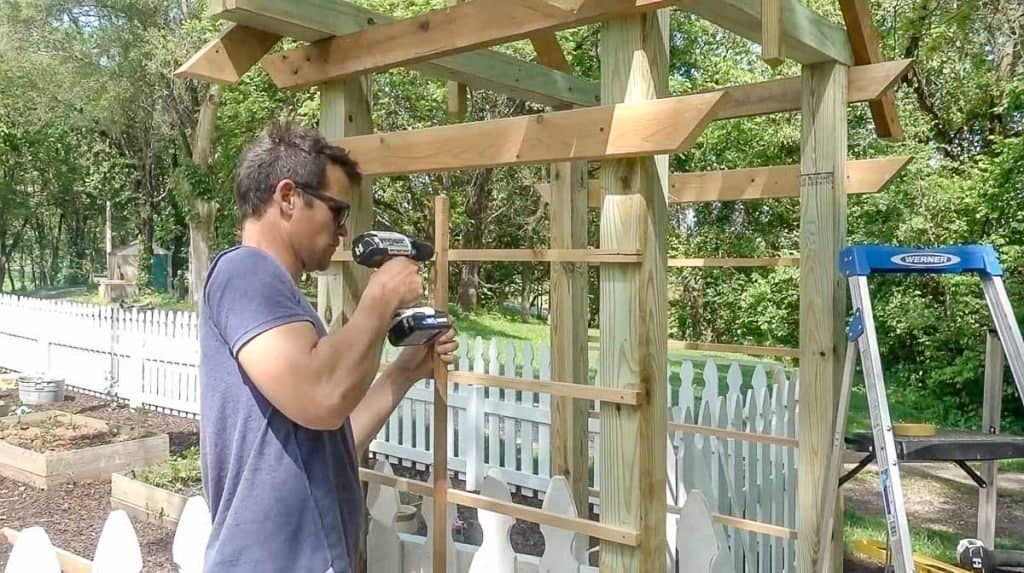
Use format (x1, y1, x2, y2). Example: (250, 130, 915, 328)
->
(134, 444, 201, 493)
(1, 0, 1023, 429)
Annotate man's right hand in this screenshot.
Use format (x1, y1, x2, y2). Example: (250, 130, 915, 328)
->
(365, 256, 423, 314)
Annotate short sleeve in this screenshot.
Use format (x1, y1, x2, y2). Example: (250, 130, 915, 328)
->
(203, 247, 316, 357)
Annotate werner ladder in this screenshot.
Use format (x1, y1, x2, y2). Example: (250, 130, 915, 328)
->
(816, 244, 1024, 573)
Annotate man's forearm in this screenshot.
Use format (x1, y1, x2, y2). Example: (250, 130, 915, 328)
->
(350, 366, 418, 455)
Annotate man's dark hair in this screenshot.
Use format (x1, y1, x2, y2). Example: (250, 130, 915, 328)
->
(234, 120, 362, 221)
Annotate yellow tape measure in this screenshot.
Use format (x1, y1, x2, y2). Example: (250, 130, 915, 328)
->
(852, 539, 970, 573)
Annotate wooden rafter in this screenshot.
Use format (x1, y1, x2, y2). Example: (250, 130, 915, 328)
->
(761, 0, 784, 66)
(172, 23, 280, 84)
(206, 0, 599, 107)
(531, 32, 573, 72)
(839, 0, 903, 140)
(330, 90, 725, 176)
(330, 61, 909, 177)
(682, 0, 854, 65)
(535, 156, 912, 207)
(716, 59, 912, 120)
(261, 0, 676, 89)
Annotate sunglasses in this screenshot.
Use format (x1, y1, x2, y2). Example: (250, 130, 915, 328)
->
(296, 185, 351, 228)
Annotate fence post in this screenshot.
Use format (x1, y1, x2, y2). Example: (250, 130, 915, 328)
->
(466, 378, 485, 491)
(125, 310, 145, 409)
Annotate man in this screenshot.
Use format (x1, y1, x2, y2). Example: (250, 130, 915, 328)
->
(198, 121, 457, 573)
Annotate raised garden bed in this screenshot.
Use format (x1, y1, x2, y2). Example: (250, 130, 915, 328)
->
(0, 410, 168, 489)
(111, 446, 200, 528)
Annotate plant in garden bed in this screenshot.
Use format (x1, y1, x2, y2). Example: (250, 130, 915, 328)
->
(130, 445, 202, 497)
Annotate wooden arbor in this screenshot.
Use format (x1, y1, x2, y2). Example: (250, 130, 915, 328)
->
(177, 1, 913, 571)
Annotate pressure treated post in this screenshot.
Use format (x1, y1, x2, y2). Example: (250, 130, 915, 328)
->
(433, 195, 452, 573)
(798, 62, 848, 573)
(549, 159, 590, 519)
(317, 76, 374, 573)
(598, 11, 669, 571)
(317, 77, 374, 330)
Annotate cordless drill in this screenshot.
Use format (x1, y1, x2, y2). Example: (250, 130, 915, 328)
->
(351, 230, 452, 347)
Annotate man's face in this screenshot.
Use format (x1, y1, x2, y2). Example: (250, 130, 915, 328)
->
(291, 163, 353, 272)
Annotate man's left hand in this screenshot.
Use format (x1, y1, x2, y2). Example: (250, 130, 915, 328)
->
(389, 328, 458, 384)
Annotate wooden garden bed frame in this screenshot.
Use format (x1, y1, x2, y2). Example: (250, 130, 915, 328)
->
(0, 411, 168, 489)
(110, 471, 190, 529)
(176, 1, 913, 570)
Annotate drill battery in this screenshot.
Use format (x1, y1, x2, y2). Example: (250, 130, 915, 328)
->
(388, 306, 452, 347)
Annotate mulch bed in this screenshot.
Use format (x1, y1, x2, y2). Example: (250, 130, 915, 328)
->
(0, 390, 198, 572)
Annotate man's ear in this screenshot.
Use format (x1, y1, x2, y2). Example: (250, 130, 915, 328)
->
(275, 179, 297, 217)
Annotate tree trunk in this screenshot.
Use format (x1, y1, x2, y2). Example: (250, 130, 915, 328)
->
(456, 168, 494, 310)
(49, 212, 64, 285)
(188, 86, 220, 305)
(520, 262, 532, 318)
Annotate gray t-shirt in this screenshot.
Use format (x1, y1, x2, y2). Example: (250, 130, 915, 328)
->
(199, 245, 362, 573)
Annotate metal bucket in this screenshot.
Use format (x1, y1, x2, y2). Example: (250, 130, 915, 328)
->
(18, 375, 65, 405)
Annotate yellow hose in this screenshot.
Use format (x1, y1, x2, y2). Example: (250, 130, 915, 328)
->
(852, 539, 970, 573)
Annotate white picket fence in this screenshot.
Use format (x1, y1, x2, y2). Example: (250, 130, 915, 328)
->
(2, 457, 735, 573)
(3, 496, 211, 573)
(0, 294, 800, 571)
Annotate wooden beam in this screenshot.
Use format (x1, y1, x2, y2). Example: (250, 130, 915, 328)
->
(448, 371, 642, 404)
(667, 340, 800, 358)
(450, 249, 642, 263)
(1, 527, 93, 573)
(681, 0, 853, 65)
(715, 59, 912, 120)
(262, 0, 675, 89)
(328, 61, 908, 178)
(598, 11, 669, 571)
(548, 159, 591, 520)
(668, 257, 799, 267)
(357, 469, 641, 545)
(839, 0, 903, 140)
(536, 155, 911, 207)
(331, 248, 642, 262)
(531, 32, 573, 72)
(173, 23, 280, 84)
(208, 0, 599, 107)
(330, 90, 724, 176)
(446, 0, 468, 124)
(668, 156, 910, 202)
(761, 0, 784, 66)
(431, 195, 451, 573)
(316, 78, 374, 331)
(797, 61, 848, 573)
(670, 421, 799, 448)
(587, 334, 801, 359)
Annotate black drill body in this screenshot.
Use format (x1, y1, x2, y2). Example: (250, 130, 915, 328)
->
(351, 231, 451, 347)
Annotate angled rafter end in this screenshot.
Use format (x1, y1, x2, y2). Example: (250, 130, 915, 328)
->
(173, 24, 280, 85)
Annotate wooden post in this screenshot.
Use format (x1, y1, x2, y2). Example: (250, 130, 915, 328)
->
(432, 195, 451, 573)
(597, 10, 669, 571)
(979, 329, 1005, 547)
(317, 76, 374, 573)
(317, 77, 374, 330)
(446, 0, 467, 124)
(549, 159, 590, 519)
(797, 61, 848, 573)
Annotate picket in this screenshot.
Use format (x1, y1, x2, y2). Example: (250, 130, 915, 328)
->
(0, 294, 799, 571)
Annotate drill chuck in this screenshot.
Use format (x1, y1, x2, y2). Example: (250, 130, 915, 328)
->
(352, 231, 434, 268)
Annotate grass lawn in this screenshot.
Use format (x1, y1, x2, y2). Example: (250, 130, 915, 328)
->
(843, 506, 1024, 566)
